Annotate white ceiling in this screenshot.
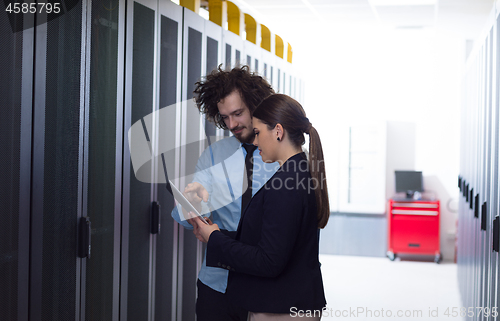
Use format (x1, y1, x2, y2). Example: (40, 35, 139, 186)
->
(231, 0, 495, 41)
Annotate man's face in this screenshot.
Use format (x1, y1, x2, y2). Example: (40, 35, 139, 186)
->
(217, 90, 255, 144)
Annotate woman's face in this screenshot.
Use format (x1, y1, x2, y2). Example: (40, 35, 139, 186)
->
(252, 117, 278, 163)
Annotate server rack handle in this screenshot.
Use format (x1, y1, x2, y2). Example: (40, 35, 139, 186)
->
(493, 216, 499, 252)
(481, 202, 487, 231)
(151, 201, 161, 234)
(78, 216, 91, 259)
(469, 188, 474, 210)
(474, 194, 479, 218)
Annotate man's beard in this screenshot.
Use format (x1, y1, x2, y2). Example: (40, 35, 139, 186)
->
(232, 127, 255, 144)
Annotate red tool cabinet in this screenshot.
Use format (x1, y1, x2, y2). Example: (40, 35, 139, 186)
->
(387, 199, 441, 263)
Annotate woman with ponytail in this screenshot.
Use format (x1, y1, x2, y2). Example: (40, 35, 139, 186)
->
(193, 94, 329, 320)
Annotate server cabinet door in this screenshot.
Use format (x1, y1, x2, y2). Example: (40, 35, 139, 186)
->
(205, 18, 224, 144)
(472, 57, 480, 320)
(29, 1, 86, 320)
(122, 0, 158, 320)
(155, 1, 184, 320)
(243, 40, 261, 74)
(223, 28, 243, 69)
(222, 29, 242, 137)
(479, 36, 489, 317)
(261, 49, 273, 85)
(495, 12, 500, 319)
(83, 0, 125, 320)
(473, 53, 481, 318)
(275, 57, 283, 94)
(0, 8, 34, 321)
(485, 26, 495, 321)
(179, 8, 206, 321)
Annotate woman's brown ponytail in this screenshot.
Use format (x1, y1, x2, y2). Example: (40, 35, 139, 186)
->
(307, 125, 330, 228)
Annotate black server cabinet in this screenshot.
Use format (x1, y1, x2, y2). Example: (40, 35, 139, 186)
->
(122, 1, 158, 319)
(0, 7, 33, 321)
(84, 0, 125, 319)
(156, 2, 184, 320)
(30, 1, 86, 320)
(122, 0, 183, 320)
(179, 7, 205, 321)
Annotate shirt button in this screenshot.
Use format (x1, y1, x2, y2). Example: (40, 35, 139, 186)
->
(227, 266, 231, 270)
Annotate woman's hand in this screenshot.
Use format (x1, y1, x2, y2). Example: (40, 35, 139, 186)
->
(190, 215, 219, 243)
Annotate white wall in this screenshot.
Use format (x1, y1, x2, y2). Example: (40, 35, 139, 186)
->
(293, 27, 464, 261)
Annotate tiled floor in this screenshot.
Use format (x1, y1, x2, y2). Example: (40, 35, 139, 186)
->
(319, 254, 463, 320)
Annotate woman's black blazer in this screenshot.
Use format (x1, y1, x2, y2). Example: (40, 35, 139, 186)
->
(206, 152, 326, 313)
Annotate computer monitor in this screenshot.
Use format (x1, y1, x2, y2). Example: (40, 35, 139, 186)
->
(395, 170, 423, 199)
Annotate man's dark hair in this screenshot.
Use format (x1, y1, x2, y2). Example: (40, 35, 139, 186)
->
(193, 65, 274, 129)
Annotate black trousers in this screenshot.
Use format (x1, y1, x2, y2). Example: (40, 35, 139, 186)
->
(196, 279, 248, 321)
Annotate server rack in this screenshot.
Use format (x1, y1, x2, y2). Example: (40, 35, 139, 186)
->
(84, 0, 126, 319)
(122, 1, 161, 320)
(459, 5, 500, 321)
(204, 17, 224, 144)
(156, 2, 184, 320)
(243, 39, 262, 73)
(0, 6, 34, 321)
(222, 27, 243, 69)
(179, 7, 206, 321)
(0, 1, 303, 320)
(261, 47, 274, 85)
(30, 2, 86, 320)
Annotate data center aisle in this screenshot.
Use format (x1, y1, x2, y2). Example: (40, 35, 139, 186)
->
(319, 255, 464, 321)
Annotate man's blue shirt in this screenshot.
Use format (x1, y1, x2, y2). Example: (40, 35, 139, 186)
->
(171, 135, 279, 293)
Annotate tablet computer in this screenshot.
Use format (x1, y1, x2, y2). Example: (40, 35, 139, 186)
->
(168, 180, 209, 225)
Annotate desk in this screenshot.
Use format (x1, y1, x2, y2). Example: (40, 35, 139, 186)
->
(387, 199, 441, 263)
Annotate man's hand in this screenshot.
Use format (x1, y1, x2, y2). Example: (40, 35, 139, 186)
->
(184, 182, 209, 203)
(190, 215, 219, 243)
(181, 182, 209, 219)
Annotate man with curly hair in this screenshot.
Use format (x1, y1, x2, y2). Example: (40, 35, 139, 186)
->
(171, 65, 277, 321)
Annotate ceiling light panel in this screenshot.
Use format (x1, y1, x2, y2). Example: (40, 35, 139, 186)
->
(438, 2, 494, 15)
(256, 7, 316, 19)
(438, 0, 492, 5)
(308, 0, 369, 5)
(314, 5, 375, 21)
(370, 0, 436, 6)
(376, 5, 435, 27)
(247, 0, 304, 7)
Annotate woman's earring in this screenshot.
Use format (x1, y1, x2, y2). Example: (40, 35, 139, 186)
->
(277, 137, 281, 141)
